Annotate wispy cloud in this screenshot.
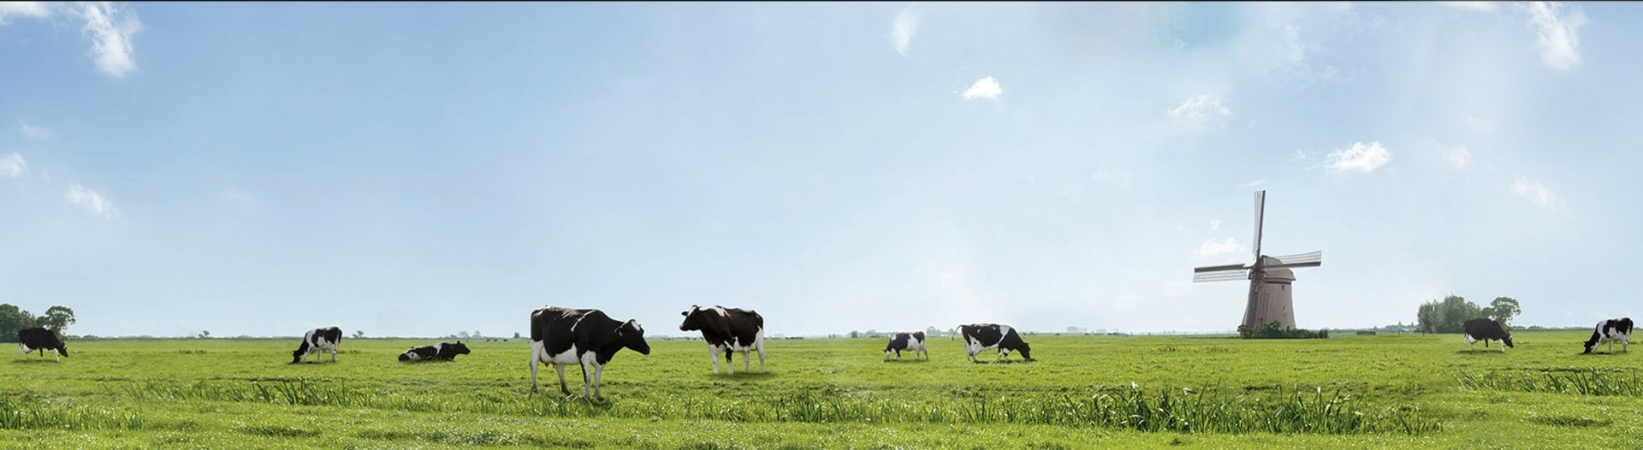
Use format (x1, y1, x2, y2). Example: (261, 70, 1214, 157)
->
(65, 184, 121, 219)
(1523, 2, 1586, 71)
(1197, 237, 1245, 258)
(1209, 220, 1221, 231)
(0, 2, 52, 23)
(1511, 176, 1563, 210)
(1167, 95, 1232, 121)
(18, 122, 52, 140)
(1237, 179, 1267, 188)
(0, 152, 25, 178)
(1442, 144, 1473, 170)
(75, 2, 143, 78)
(1324, 141, 1392, 173)
(1465, 114, 1496, 132)
(889, 4, 917, 57)
(960, 76, 1002, 101)
(1439, 2, 1498, 12)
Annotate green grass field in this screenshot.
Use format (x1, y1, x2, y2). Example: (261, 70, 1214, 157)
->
(1, 332, 1639, 449)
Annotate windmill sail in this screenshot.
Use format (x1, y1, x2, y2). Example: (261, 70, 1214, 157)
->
(1252, 190, 1265, 259)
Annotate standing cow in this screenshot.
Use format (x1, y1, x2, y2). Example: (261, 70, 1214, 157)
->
(529, 307, 650, 400)
(679, 305, 765, 374)
(17, 327, 68, 361)
(884, 331, 927, 361)
(292, 326, 343, 363)
(1462, 318, 1513, 352)
(1583, 317, 1633, 354)
(956, 323, 1032, 362)
(399, 341, 472, 361)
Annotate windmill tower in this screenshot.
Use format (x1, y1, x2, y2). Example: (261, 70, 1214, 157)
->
(1192, 190, 1323, 330)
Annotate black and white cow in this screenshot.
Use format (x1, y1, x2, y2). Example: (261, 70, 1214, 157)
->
(17, 327, 67, 361)
(956, 323, 1032, 362)
(291, 326, 343, 363)
(1583, 317, 1633, 354)
(884, 331, 927, 361)
(1462, 318, 1513, 352)
(399, 341, 471, 362)
(529, 307, 650, 400)
(679, 305, 765, 374)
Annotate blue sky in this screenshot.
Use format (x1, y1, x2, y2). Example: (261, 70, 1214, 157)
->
(1, 2, 1636, 338)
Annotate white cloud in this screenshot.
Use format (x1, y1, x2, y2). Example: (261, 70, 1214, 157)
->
(18, 121, 52, 140)
(65, 184, 121, 219)
(1167, 95, 1232, 121)
(1523, 2, 1586, 71)
(1439, 2, 1498, 12)
(1465, 114, 1496, 132)
(1209, 220, 1221, 231)
(0, 2, 52, 23)
(0, 152, 25, 178)
(889, 4, 917, 57)
(1197, 237, 1245, 258)
(75, 2, 143, 78)
(1511, 176, 1563, 210)
(1441, 144, 1473, 170)
(960, 76, 1002, 101)
(1323, 141, 1392, 173)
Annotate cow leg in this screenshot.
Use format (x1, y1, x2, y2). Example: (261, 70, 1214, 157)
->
(725, 348, 735, 375)
(742, 350, 751, 373)
(591, 363, 606, 401)
(330, 347, 337, 363)
(529, 356, 540, 392)
(884, 349, 892, 362)
(755, 341, 766, 373)
(709, 346, 721, 374)
(579, 359, 593, 399)
(555, 364, 570, 396)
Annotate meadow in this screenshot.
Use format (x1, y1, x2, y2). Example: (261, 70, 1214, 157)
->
(0, 331, 1639, 449)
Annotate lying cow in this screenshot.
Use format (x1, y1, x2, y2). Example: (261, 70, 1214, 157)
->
(529, 307, 650, 400)
(292, 326, 343, 363)
(1462, 318, 1513, 352)
(17, 327, 67, 361)
(884, 331, 927, 361)
(399, 341, 471, 361)
(679, 305, 765, 374)
(1583, 317, 1633, 354)
(956, 323, 1032, 362)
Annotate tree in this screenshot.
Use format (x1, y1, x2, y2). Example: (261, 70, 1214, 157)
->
(513, 332, 521, 339)
(37, 306, 75, 335)
(1415, 295, 1487, 334)
(198, 330, 210, 339)
(0, 304, 38, 342)
(1482, 297, 1522, 329)
(352, 330, 365, 339)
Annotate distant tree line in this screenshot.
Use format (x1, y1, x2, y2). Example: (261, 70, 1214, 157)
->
(1414, 295, 1520, 333)
(0, 304, 76, 341)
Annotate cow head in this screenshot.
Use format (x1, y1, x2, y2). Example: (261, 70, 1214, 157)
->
(290, 347, 306, 364)
(679, 305, 707, 332)
(1501, 334, 1514, 348)
(618, 319, 651, 355)
(451, 341, 471, 355)
(1016, 341, 1033, 360)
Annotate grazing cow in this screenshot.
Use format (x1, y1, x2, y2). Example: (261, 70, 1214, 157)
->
(679, 305, 765, 374)
(1583, 317, 1633, 354)
(884, 331, 927, 361)
(956, 323, 1032, 362)
(291, 326, 343, 363)
(398, 341, 471, 362)
(529, 307, 650, 400)
(1462, 318, 1513, 352)
(16, 327, 67, 361)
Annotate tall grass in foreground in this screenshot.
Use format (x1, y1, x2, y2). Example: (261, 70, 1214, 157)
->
(0, 396, 145, 430)
(120, 379, 1436, 435)
(1456, 368, 1643, 396)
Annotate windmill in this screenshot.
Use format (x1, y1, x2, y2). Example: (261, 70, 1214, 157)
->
(1192, 190, 1323, 330)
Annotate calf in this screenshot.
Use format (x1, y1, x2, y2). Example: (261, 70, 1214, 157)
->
(1583, 317, 1633, 354)
(399, 341, 471, 361)
(291, 326, 343, 363)
(1462, 318, 1513, 352)
(884, 331, 927, 361)
(956, 323, 1032, 362)
(529, 307, 650, 400)
(17, 327, 67, 361)
(679, 305, 766, 374)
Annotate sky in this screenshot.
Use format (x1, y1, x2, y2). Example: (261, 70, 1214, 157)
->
(1, 2, 1637, 338)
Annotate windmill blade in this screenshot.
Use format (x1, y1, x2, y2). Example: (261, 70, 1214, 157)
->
(1193, 263, 1251, 273)
(1194, 270, 1249, 283)
(1269, 251, 1322, 265)
(1252, 190, 1266, 259)
(1264, 261, 1322, 270)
